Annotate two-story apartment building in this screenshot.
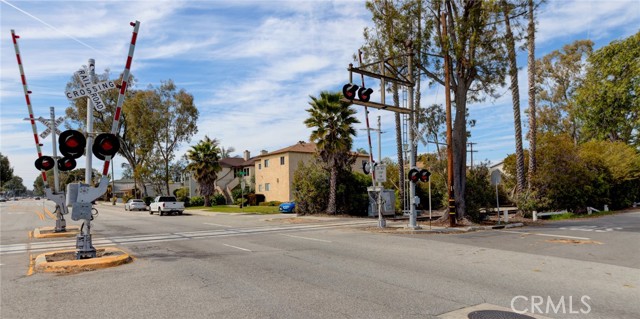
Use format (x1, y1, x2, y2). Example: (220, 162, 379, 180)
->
(186, 150, 256, 203)
(254, 141, 370, 202)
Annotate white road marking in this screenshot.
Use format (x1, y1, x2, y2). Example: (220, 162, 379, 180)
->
(203, 222, 231, 227)
(559, 226, 623, 232)
(1, 220, 373, 255)
(501, 230, 590, 240)
(282, 234, 332, 243)
(223, 244, 252, 252)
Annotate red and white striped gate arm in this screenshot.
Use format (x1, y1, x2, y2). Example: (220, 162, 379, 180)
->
(103, 21, 140, 176)
(11, 29, 47, 182)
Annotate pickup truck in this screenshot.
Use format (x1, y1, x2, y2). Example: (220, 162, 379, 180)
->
(149, 196, 185, 216)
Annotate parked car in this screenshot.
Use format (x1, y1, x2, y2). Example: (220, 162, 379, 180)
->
(149, 196, 185, 216)
(0, 196, 6, 202)
(279, 202, 295, 213)
(125, 199, 147, 211)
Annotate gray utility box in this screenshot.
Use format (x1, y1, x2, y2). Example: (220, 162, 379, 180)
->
(367, 187, 395, 217)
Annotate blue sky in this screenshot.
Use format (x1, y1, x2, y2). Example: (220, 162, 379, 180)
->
(1, 0, 638, 189)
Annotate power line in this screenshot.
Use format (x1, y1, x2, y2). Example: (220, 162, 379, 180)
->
(2, 0, 105, 57)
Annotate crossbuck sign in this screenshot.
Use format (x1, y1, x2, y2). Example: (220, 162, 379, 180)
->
(65, 66, 116, 111)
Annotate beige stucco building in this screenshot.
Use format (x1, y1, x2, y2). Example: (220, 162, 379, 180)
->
(254, 141, 370, 202)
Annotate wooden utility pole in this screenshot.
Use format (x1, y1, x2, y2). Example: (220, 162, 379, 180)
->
(442, 12, 455, 227)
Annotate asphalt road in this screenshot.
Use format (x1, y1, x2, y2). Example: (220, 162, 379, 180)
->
(1, 200, 638, 319)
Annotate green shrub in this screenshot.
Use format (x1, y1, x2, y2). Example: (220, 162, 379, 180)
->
(143, 196, 153, 206)
(213, 193, 226, 205)
(175, 187, 189, 202)
(235, 198, 247, 207)
(246, 193, 266, 206)
(292, 159, 371, 216)
(190, 196, 204, 206)
(259, 201, 282, 206)
(464, 164, 495, 222)
(122, 194, 133, 205)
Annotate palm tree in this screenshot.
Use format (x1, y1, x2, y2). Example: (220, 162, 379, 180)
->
(502, 0, 526, 194)
(304, 91, 360, 214)
(527, 0, 537, 189)
(186, 136, 221, 207)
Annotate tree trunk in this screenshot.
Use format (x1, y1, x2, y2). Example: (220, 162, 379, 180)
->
(327, 164, 338, 214)
(453, 85, 468, 220)
(164, 159, 170, 196)
(527, 0, 537, 189)
(503, 0, 526, 194)
(393, 83, 404, 213)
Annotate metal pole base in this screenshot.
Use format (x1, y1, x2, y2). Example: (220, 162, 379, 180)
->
(378, 218, 386, 228)
(76, 234, 96, 259)
(54, 218, 66, 233)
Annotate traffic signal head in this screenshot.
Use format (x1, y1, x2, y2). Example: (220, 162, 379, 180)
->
(408, 168, 420, 183)
(342, 83, 359, 100)
(358, 87, 373, 103)
(57, 157, 76, 171)
(419, 169, 431, 182)
(35, 156, 55, 171)
(92, 133, 120, 160)
(59, 130, 86, 159)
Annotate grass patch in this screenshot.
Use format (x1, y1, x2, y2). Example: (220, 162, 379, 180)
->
(186, 205, 280, 214)
(549, 210, 620, 220)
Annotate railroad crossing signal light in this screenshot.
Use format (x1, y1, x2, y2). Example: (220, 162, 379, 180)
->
(358, 87, 373, 102)
(342, 83, 359, 100)
(362, 161, 371, 175)
(92, 133, 120, 160)
(57, 157, 76, 171)
(35, 156, 55, 171)
(59, 130, 86, 159)
(408, 168, 420, 183)
(419, 169, 431, 182)
(408, 168, 431, 183)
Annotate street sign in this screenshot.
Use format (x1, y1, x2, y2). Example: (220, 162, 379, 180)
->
(490, 170, 501, 186)
(64, 67, 116, 111)
(374, 164, 387, 183)
(412, 124, 428, 147)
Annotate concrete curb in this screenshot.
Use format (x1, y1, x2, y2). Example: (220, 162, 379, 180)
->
(32, 226, 81, 239)
(377, 222, 525, 234)
(34, 247, 133, 274)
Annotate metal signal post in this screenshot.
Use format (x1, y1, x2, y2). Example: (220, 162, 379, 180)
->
(344, 42, 420, 229)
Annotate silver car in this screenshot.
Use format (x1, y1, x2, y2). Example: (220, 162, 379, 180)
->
(125, 199, 147, 211)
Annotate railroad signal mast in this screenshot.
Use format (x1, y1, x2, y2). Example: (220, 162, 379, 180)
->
(342, 42, 422, 229)
(11, 21, 141, 259)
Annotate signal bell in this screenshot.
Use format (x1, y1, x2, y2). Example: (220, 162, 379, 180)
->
(92, 133, 120, 160)
(35, 156, 55, 171)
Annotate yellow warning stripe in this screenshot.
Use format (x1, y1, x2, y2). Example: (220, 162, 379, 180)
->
(27, 254, 35, 276)
(43, 207, 56, 220)
(34, 210, 44, 221)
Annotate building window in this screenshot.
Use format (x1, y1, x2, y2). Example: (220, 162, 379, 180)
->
(280, 156, 285, 165)
(265, 159, 270, 168)
(265, 183, 270, 191)
(258, 184, 262, 192)
(258, 163, 261, 170)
